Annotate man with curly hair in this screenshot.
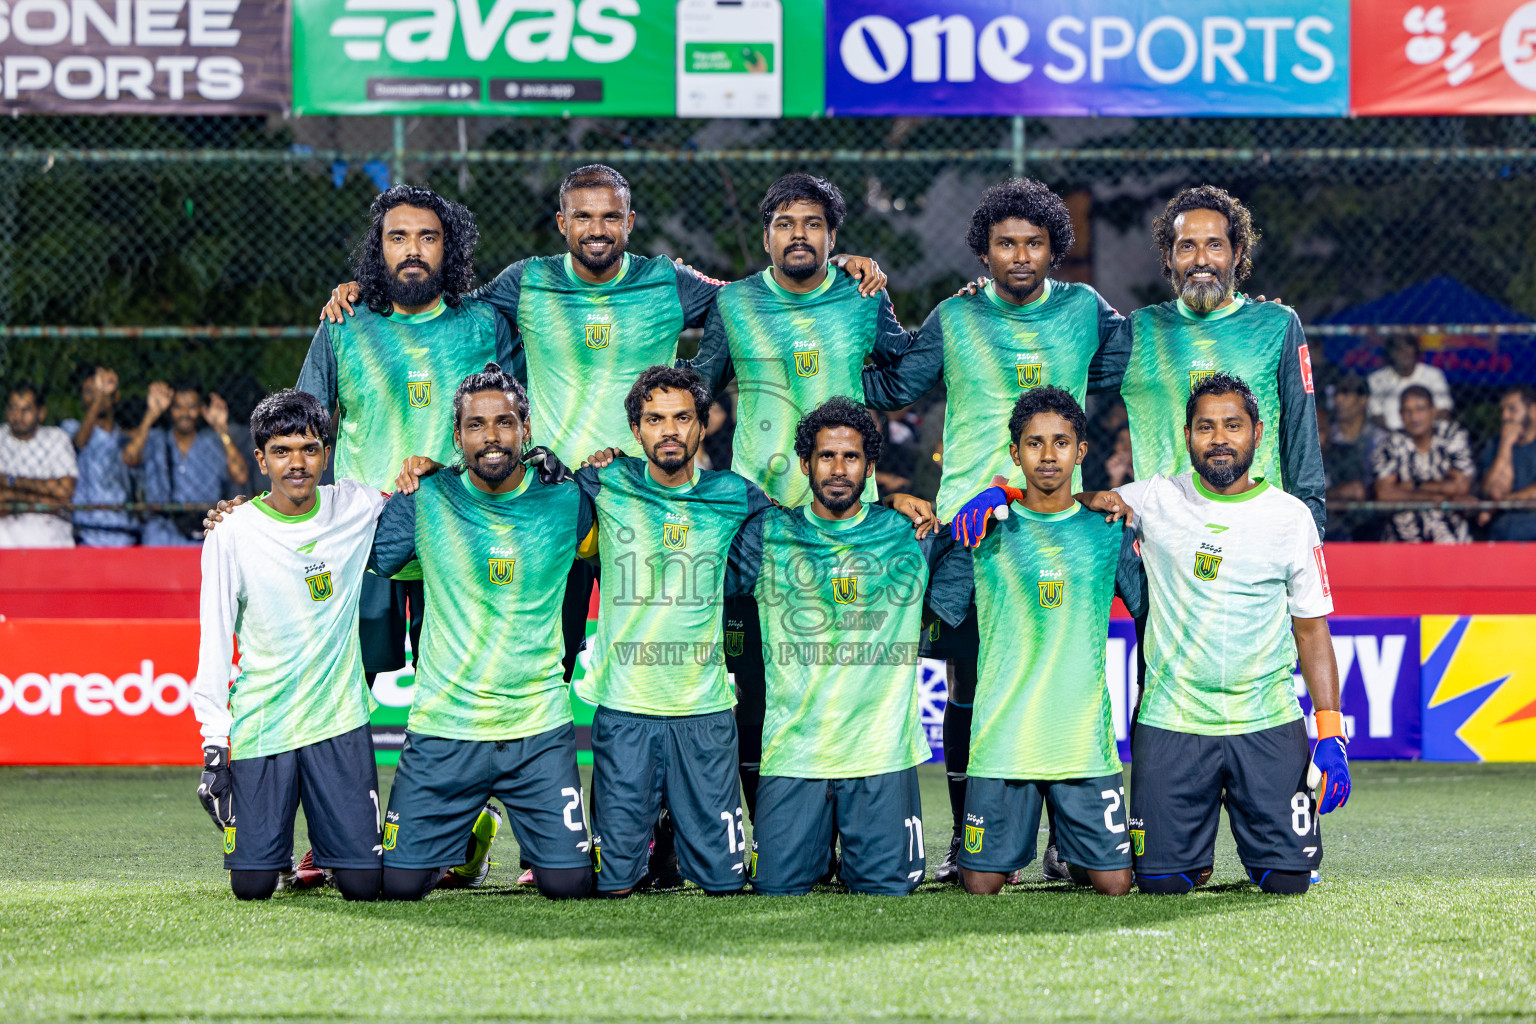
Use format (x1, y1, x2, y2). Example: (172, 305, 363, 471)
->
(859, 177, 1128, 884)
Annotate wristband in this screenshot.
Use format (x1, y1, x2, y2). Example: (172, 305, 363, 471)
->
(1315, 709, 1345, 741)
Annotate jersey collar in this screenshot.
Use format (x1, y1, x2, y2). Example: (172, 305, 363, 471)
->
(984, 277, 1052, 313)
(643, 462, 700, 493)
(390, 298, 446, 324)
(762, 266, 835, 301)
(1193, 473, 1269, 502)
(563, 251, 631, 288)
(459, 466, 532, 502)
(253, 489, 322, 523)
(1176, 292, 1246, 322)
(1012, 500, 1082, 522)
(803, 502, 870, 530)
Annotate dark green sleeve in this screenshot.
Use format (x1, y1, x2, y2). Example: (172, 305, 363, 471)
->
(1113, 524, 1147, 620)
(674, 263, 724, 329)
(1277, 312, 1327, 539)
(866, 291, 914, 379)
(862, 306, 943, 409)
(469, 260, 523, 324)
(494, 314, 525, 386)
(575, 486, 596, 545)
(742, 477, 775, 519)
(368, 491, 417, 576)
(681, 302, 734, 395)
(295, 323, 338, 413)
(922, 534, 974, 628)
(725, 511, 766, 599)
(1088, 303, 1132, 395)
(575, 465, 603, 502)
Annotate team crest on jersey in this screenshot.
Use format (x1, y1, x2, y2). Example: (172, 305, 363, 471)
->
(725, 630, 745, 657)
(585, 323, 612, 349)
(1189, 369, 1216, 391)
(305, 571, 333, 602)
(662, 522, 690, 550)
(488, 558, 515, 586)
(223, 827, 236, 854)
(1193, 551, 1223, 581)
(964, 824, 984, 854)
(748, 849, 758, 878)
(794, 349, 820, 377)
(832, 575, 858, 604)
(1038, 580, 1064, 608)
(382, 823, 398, 850)
(1016, 362, 1042, 389)
(1131, 829, 1145, 856)
(407, 380, 431, 408)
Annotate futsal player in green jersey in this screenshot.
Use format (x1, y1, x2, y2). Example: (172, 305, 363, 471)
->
(940, 387, 1146, 896)
(575, 367, 772, 896)
(368, 365, 593, 901)
(859, 179, 1128, 883)
(727, 398, 947, 895)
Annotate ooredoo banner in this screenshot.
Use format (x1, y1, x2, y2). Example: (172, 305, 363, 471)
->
(1351, 0, 1536, 114)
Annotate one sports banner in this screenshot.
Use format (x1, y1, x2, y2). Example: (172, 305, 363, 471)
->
(0, 0, 289, 114)
(1351, 0, 1536, 114)
(1419, 615, 1536, 762)
(825, 0, 1349, 117)
(291, 0, 825, 116)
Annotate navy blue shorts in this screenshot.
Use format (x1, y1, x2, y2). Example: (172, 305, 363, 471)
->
(751, 768, 925, 896)
(382, 724, 589, 871)
(589, 706, 744, 893)
(358, 572, 423, 676)
(959, 773, 1131, 874)
(224, 724, 380, 871)
(918, 604, 979, 660)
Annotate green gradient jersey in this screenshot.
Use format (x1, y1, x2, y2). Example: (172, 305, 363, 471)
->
(1102, 296, 1326, 537)
(297, 299, 512, 579)
(191, 481, 386, 759)
(861, 279, 1126, 522)
(688, 268, 911, 507)
(575, 458, 772, 716)
(1116, 473, 1332, 736)
(368, 470, 594, 742)
(470, 253, 721, 466)
(725, 503, 945, 778)
(927, 503, 1145, 779)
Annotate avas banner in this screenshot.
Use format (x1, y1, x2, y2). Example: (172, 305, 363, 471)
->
(1352, 0, 1536, 114)
(824, 0, 1349, 117)
(291, 0, 824, 116)
(0, 0, 288, 114)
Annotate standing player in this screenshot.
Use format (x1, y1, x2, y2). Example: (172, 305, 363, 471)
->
(727, 398, 944, 896)
(576, 367, 771, 896)
(191, 390, 385, 902)
(687, 172, 917, 815)
(859, 179, 1127, 883)
(1087, 374, 1348, 894)
(938, 387, 1144, 896)
(368, 365, 593, 901)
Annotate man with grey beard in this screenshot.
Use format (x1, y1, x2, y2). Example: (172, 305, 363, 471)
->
(1097, 185, 1325, 538)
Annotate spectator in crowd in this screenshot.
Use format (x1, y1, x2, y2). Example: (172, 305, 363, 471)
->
(873, 405, 923, 497)
(1320, 374, 1383, 540)
(1368, 336, 1453, 431)
(1479, 384, 1536, 541)
(126, 381, 249, 545)
(61, 365, 138, 546)
(0, 382, 77, 548)
(1372, 385, 1475, 543)
(1081, 398, 1132, 492)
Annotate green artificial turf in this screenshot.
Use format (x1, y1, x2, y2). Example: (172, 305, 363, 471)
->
(0, 762, 1532, 1023)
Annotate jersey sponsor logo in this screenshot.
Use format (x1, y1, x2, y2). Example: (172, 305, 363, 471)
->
(1299, 343, 1315, 394)
(382, 823, 398, 850)
(407, 380, 432, 408)
(223, 827, 236, 854)
(1188, 369, 1217, 391)
(793, 349, 820, 377)
(964, 824, 984, 854)
(1016, 362, 1042, 389)
(831, 575, 858, 604)
(1130, 828, 1145, 856)
(1203, 522, 1229, 534)
(1038, 580, 1064, 608)
(488, 558, 516, 586)
(1313, 545, 1331, 598)
(585, 323, 612, 349)
(724, 630, 745, 657)
(662, 522, 690, 550)
(1193, 551, 1223, 581)
(305, 571, 334, 602)
(296, 540, 318, 555)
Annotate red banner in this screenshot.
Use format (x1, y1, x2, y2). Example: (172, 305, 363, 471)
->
(1353, 0, 1536, 114)
(0, 619, 202, 765)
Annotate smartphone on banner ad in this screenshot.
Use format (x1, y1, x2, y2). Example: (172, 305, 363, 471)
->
(676, 0, 782, 117)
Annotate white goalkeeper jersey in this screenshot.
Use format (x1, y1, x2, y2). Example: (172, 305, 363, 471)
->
(192, 480, 385, 758)
(1115, 472, 1332, 737)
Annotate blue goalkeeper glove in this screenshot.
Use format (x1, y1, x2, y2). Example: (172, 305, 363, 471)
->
(951, 477, 1024, 547)
(1308, 710, 1350, 814)
(197, 745, 234, 832)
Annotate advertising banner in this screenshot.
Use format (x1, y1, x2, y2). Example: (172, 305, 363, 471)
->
(0, 0, 289, 114)
(292, 0, 824, 116)
(1351, 0, 1536, 114)
(825, 0, 1349, 117)
(1421, 615, 1536, 762)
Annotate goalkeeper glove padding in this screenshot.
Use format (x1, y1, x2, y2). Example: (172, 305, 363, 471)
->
(1308, 710, 1351, 814)
(522, 446, 573, 485)
(197, 745, 234, 832)
(951, 482, 1025, 547)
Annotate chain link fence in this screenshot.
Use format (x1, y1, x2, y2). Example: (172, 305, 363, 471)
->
(3, 113, 1536, 542)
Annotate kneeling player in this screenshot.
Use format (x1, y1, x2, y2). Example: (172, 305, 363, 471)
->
(1090, 373, 1349, 895)
(942, 387, 1143, 896)
(371, 365, 594, 901)
(192, 390, 385, 901)
(728, 399, 946, 896)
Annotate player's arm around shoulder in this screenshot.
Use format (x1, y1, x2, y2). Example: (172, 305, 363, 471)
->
(368, 488, 419, 577)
